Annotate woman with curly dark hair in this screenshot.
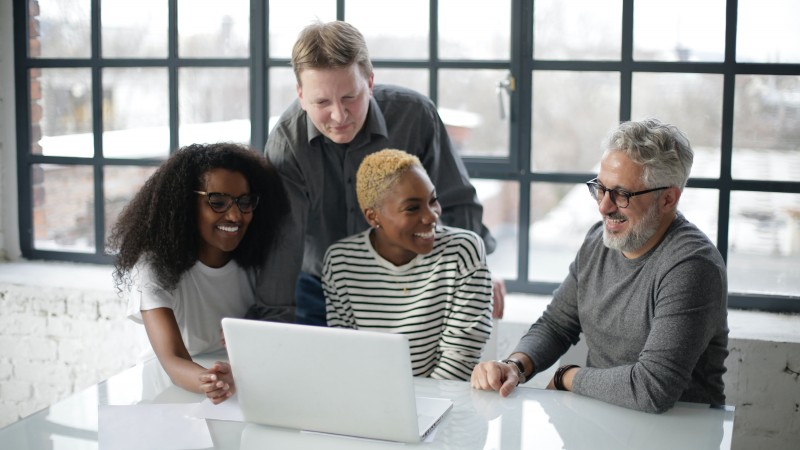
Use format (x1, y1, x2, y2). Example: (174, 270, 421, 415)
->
(109, 142, 289, 404)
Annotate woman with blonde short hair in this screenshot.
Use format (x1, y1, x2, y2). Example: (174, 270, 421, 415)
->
(322, 149, 493, 381)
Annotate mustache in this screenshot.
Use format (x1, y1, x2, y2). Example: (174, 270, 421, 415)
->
(606, 212, 627, 221)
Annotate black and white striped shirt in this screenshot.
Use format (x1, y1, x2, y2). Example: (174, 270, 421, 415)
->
(322, 226, 493, 381)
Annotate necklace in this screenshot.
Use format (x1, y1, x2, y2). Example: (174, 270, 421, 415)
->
(370, 230, 413, 295)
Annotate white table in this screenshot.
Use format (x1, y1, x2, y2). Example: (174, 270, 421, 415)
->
(2, 353, 734, 449)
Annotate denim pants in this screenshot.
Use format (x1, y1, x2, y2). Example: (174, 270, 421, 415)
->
(295, 271, 327, 327)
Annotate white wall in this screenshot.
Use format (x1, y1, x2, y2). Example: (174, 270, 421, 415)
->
(724, 338, 800, 449)
(1, 0, 21, 261)
(0, 262, 147, 427)
(0, 277, 143, 427)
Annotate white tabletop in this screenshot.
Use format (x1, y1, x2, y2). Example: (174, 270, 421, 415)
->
(1, 352, 734, 449)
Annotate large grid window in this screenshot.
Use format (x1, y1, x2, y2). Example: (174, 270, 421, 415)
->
(13, 0, 800, 312)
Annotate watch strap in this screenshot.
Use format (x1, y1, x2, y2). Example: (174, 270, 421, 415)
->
(499, 358, 526, 384)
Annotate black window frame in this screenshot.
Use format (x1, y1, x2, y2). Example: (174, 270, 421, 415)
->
(12, 0, 800, 312)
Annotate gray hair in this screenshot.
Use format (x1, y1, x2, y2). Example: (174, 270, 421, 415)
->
(603, 118, 694, 190)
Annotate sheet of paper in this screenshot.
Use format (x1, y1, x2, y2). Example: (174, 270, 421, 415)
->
(99, 404, 212, 450)
(189, 393, 245, 422)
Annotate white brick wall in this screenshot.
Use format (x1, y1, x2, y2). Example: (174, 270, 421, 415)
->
(0, 283, 143, 428)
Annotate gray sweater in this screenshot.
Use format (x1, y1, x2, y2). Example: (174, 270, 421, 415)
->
(514, 212, 729, 413)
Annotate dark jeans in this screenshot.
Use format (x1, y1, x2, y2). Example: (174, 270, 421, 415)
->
(295, 271, 327, 327)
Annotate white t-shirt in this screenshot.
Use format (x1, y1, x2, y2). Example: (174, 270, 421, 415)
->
(127, 259, 255, 358)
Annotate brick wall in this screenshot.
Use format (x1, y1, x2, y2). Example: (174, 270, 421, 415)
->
(0, 283, 143, 428)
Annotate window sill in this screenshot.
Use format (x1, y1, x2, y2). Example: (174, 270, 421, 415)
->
(0, 260, 114, 292)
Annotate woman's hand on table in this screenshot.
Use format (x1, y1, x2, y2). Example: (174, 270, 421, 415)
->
(199, 361, 236, 404)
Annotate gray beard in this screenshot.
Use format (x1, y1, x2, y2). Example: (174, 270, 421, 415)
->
(602, 201, 661, 254)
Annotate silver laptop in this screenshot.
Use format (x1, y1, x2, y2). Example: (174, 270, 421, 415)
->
(221, 318, 453, 443)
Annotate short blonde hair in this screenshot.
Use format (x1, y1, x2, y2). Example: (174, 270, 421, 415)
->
(291, 20, 373, 85)
(356, 149, 423, 211)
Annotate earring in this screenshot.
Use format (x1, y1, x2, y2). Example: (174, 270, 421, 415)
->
(375, 223, 381, 229)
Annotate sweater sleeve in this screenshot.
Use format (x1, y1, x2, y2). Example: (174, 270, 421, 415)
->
(512, 257, 583, 375)
(322, 247, 357, 329)
(431, 234, 494, 381)
(571, 256, 727, 413)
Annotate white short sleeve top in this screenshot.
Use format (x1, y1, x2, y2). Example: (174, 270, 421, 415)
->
(127, 259, 255, 357)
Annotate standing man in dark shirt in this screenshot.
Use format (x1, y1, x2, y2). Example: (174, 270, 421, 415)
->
(257, 20, 503, 326)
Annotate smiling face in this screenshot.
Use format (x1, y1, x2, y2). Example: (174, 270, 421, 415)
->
(297, 64, 374, 144)
(196, 168, 253, 268)
(366, 167, 442, 266)
(597, 150, 678, 259)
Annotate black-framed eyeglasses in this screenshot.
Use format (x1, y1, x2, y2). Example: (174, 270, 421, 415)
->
(585, 178, 669, 209)
(194, 191, 259, 213)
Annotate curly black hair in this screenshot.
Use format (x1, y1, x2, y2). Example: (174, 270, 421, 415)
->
(109, 142, 290, 292)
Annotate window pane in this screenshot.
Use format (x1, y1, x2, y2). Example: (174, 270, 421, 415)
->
(178, 0, 249, 58)
(728, 192, 800, 296)
(631, 73, 723, 178)
(104, 165, 158, 252)
(346, 0, 428, 59)
(30, 0, 91, 58)
(633, 0, 725, 62)
(103, 68, 169, 159)
(268, 0, 336, 59)
(31, 68, 93, 157)
(32, 164, 95, 253)
(532, 71, 620, 172)
(737, 0, 800, 63)
(439, 0, 510, 60)
(439, 69, 509, 158)
(533, 0, 621, 60)
(680, 188, 719, 245)
(475, 180, 518, 281)
(529, 182, 597, 283)
(268, 67, 298, 134)
(732, 75, 800, 182)
(102, 0, 167, 58)
(179, 68, 250, 147)
(373, 69, 429, 97)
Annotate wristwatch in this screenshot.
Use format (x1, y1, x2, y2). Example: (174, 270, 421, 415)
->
(499, 358, 527, 385)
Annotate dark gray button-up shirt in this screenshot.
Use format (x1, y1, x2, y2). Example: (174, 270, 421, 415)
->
(257, 84, 495, 312)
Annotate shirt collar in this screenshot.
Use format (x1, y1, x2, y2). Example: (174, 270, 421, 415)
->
(305, 95, 389, 145)
(364, 95, 388, 139)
